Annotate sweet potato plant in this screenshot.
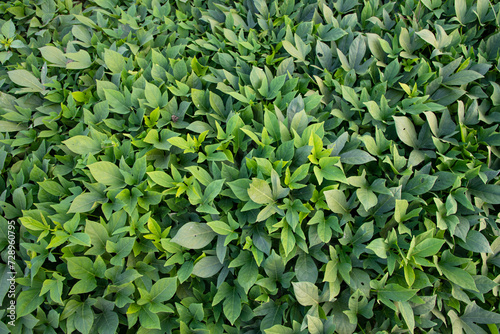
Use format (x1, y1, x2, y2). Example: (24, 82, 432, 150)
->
(1, 0, 500, 333)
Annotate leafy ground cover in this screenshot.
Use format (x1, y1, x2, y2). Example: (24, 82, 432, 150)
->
(1, 0, 500, 333)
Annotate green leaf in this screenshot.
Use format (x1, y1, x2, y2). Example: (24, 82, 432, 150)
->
(292, 281, 319, 306)
(185, 166, 213, 187)
(469, 184, 500, 204)
(139, 307, 161, 329)
(69, 277, 97, 294)
(461, 302, 500, 325)
(440, 265, 478, 291)
(265, 325, 294, 334)
(104, 89, 129, 114)
(94, 311, 119, 334)
(281, 223, 295, 257)
(399, 301, 415, 334)
(324, 189, 349, 215)
(40, 46, 67, 67)
(74, 301, 94, 334)
(307, 315, 324, 334)
(8, 69, 44, 92)
(228, 179, 252, 201)
(378, 284, 418, 302)
(106, 237, 135, 265)
(393, 116, 419, 148)
(171, 222, 216, 249)
(248, 178, 274, 204)
(88, 161, 125, 187)
(238, 261, 258, 294)
(41, 278, 64, 304)
(207, 220, 232, 235)
(150, 277, 177, 303)
(17, 288, 45, 317)
(1, 20, 15, 39)
(295, 255, 318, 283)
(460, 230, 492, 254)
(491, 82, 500, 106)
(223, 286, 242, 325)
(413, 239, 445, 257)
(145, 82, 163, 109)
(68, 193, 105, 213)
(340, 149, 376, 165)
(290, 164, 310, 183)
(367, 238, 388, 259)
(203, 179, 225, 203)
(63, 136, 102, 155)
(357, 188, 377, 211)
(104, 49, 125, 73)
(67, 257, 95, 280)
(66, 50, 92, 69)
(443, 70, 483, 86)
(264, 251, 285, 281)
(405, 175, 437, 195)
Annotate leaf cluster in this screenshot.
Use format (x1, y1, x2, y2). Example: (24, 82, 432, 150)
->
(1, 0, 500, 333)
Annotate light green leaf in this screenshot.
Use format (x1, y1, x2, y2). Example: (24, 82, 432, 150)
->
(356, 188, 377, 211)
(67, 257, 95, 280)
(367, 238, 388, 259)
(264, 325, 294, 334)
(171, 222, 216, 249)
(147, 171, 173, 188)
(40, 46, 67, 67)
(145, 82, 162, 108)
(228, 179, 252, 201)
(282, 223, 295, 257)
(66, 50, 92, 69)
(324, 189, 349, 215)
(17, 289, 45, 318)
(150, 277, 177, 303)
(292, 281, 319, 306)
(0, 120, 27, 132)
(63, 136, 101, 155)
(207, 221, 233, 235)
(307, 315, 324, 334)
(8, 69, 43, 92)
(455, 0, 467, 24)
(248, 178, 274, 204)
(88, 161, 125, 187)
(399, 301, 415, 334)
(393, 116, 419, 148)
(413, 239, 445, 257)
(68, 193, 105, 213)
(1, 20, 15, 39)
(104, 49, 125, 73)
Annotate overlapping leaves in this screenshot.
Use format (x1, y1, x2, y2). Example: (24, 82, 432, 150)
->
(1, 0, 500, 333)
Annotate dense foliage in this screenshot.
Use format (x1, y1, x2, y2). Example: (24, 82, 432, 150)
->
(1, 0, 500, 333)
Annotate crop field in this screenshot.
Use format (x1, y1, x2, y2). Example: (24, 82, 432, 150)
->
(1, 0, 500, 333)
